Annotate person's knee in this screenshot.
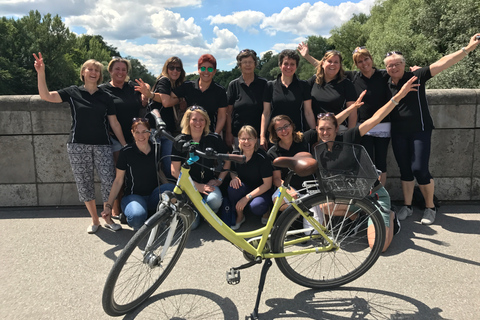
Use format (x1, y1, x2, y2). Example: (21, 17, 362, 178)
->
(206, 188, 223, 212)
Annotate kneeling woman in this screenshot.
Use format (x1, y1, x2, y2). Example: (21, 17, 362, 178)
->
(171, 106, 230, 230)
(228, 126, 273, 230)
(102, 118, 174, 230)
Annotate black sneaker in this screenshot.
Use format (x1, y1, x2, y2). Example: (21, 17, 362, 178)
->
(393, 211, 401, 235)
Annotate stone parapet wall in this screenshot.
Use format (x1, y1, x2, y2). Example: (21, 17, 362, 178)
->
(0, 90, 479, 206)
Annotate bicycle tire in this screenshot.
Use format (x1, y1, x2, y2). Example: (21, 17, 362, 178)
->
(272, 193, 385, 289)
(102, 206, 192, 316)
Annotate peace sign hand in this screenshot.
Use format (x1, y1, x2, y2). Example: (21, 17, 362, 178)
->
(33, 52, 45, 74)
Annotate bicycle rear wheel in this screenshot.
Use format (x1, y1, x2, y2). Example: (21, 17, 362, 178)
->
(102, 206, 192, 316)
(272, 193, 385, 289)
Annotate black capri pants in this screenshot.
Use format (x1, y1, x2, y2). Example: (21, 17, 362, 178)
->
(360, 135, 390, 173)
(391, 130, 433, 185)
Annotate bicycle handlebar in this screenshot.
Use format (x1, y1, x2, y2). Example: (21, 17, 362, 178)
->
(150, 111, 246, 164)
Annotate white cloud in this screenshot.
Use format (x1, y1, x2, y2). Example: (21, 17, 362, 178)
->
(207, 10, 265, 30)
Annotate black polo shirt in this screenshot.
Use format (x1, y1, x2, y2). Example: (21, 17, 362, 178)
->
(171, 133, 228, 183)
(345, 69, 390, 123)
(263, 74, 312, 132)
(308, 75, 357, 125)
(100, 81, 143, 143)
(116, 141, 159, 196)
(148, 76, 176, 134)
(387, 67, 434, 133)
(231, 149, 273, 188)
(173, 79, 228, 132)
(227, 74, 267, 136)
(57, 85, 115, 145)
(267, 138, 312, 190)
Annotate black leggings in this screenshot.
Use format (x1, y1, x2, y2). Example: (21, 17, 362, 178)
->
(360, 135, 390, 173)
(391, 130, 433, 185)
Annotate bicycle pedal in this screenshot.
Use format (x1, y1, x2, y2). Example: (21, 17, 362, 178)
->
(226, 268, 240, 285)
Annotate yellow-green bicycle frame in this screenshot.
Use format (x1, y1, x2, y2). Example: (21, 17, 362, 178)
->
(173, 164, 338, 260)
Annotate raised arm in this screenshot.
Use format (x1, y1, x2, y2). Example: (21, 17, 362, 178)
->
(358, 76, 419, 136)
(297, 42, 320, 68)
(33, 52, 62, 103)
(335, 90, 366, 125)
(430, 33, 480, 77)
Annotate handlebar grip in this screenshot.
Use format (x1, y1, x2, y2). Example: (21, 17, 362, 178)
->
(218, 153, 246, 164)
(149, 111, 175, 142)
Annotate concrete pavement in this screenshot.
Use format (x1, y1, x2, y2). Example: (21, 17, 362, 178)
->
(1, 203, 479, 319)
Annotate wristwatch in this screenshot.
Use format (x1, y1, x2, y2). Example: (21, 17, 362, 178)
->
(246, 194, 253, 200)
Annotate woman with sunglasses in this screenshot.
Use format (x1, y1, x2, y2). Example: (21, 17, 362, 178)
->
(33, 52, 125, 234)
(383, 34, 480, 226)
(228, 126, 273, 229)
(260, 49, 315, 150)
(136, 57, 187, 179)
(101, 118, 174, 230)
(303, 76, 419, 252)
(170, 54, 228, 134)
(225, 49, 267, 150)
(171, 106, 230, 230)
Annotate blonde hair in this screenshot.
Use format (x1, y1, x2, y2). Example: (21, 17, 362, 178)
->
(107, 57, 131, 82)
(268, 115, 303, 144)
(352, 47, 375, 67)
(80, 59, 104, 85)
(237, 125, 259, 152)
(315, 50, 345, 86)
(180, 106, 211, 136)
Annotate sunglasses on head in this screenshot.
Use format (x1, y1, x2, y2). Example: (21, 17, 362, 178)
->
(189, 105, 207, 113)
(200, 66, 214, 72)
(385, 51, 403, 57)
(168, 65, 182, 72)
(317, 112, 335, 119)
(240, 49, 257, 56)
(352, 46, 366, 54)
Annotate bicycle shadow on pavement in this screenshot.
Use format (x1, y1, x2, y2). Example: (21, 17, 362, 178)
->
(259, 287, 449, 320)
(122, 288, 239, 320)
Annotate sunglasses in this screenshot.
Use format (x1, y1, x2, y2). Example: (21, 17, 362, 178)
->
(385, 51, 403, 57)
(200, 66, 214, 72)
(132, 117, 148, 123)
(352, 46, 366, 54)
(326, 50, 342, 56)
(317, 112, 336, 119)
(275, 123, 291, 133)
(189, 105, 207, 113)
(168, 65, 182, 72)
(240, 49, 257, 56)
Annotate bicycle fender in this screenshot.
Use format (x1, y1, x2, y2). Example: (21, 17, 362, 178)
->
(144, 205, 171, 227)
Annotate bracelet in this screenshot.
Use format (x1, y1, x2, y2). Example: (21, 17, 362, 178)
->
(150, 91, 155, 99)
(217, 177, 223, 182)
(462, 47, 468, 55)
(105, 203, 112, 209)
(390, 98, 399, 106)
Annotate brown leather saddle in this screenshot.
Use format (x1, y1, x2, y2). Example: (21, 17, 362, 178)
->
(272, 152, 318, 177)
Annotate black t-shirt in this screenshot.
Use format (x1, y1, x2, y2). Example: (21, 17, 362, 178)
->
(173, 79, 228, 132)
(231, 149, 273, 188)
(308, 75, 357, 122)
(171, 133, 228, 183)
(116, 141, 160, 196)
(267, 138, 313, 190)
(99, 81, 143, 143)
(227, 74, 267, 136)
(345, 69, 390, 123)
(263, 74, 312, 132)
(387, 67, 434, 133)
(57, 85, 116, 145)
(148, 76, 177, 134)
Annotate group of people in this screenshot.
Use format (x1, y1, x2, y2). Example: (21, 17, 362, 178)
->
(33, 33, 479, 253)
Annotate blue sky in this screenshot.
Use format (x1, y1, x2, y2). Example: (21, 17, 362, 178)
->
(0, 0, 375, 75)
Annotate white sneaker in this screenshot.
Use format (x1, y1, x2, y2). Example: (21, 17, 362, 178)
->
(397, 206, 413, 221)
(421, 208, 436, 225)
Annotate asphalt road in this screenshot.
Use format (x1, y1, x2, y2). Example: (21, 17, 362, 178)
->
(1, 203, 479, 319)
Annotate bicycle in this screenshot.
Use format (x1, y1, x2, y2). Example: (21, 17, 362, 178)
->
(102, 113, 386, 319)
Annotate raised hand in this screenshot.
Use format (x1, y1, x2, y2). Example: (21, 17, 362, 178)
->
(134, 78, 151, 97)
(297, 42, 309, 58)
(33, 52, 45, 74)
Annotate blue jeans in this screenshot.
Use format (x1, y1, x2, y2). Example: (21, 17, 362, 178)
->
(121, 184, 174, 230)
(227, 183, 272, 216)
(191, 186, 223, 230)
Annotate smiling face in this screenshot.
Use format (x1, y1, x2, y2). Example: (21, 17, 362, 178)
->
(81, 63, 101, 85)
(132, 123, 151, 146)
(280, 57, 297, 77)
(167, 63, 181, 81)
(238, 131, 256, 153)
(355, 54, 373, 75)
(198, 61, 216, 84)
(317, 119, 338, 143)
(385, 55, 406, 80)
(322, 54, 341, 80)
(274, 119, 293, 141)
(109, 61, 128, 85)
(189, 111, 207, 135)
(239, 56, 256, 76)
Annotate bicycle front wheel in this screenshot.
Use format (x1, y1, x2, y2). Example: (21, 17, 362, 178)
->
(272, 193, 385, 289)
(102, 206, 192, 316)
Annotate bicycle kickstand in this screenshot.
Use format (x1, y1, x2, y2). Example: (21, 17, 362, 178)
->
(247, 258, 272, 320)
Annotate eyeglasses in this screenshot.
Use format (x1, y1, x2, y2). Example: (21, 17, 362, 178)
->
(200, 66, 214, 72)
(352, 46, 366, 54)
(189, 105, 207, 113)
(317, 112, 335, 119)
(240, 60, 255, 65)
(239, 137, 255, 142)
(385, 51, 403, 57)
(132, 117, 148, 123)
(386, 62, 403, 69)
(168, 65, 182, 72)
(275, 123, 291, 133)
